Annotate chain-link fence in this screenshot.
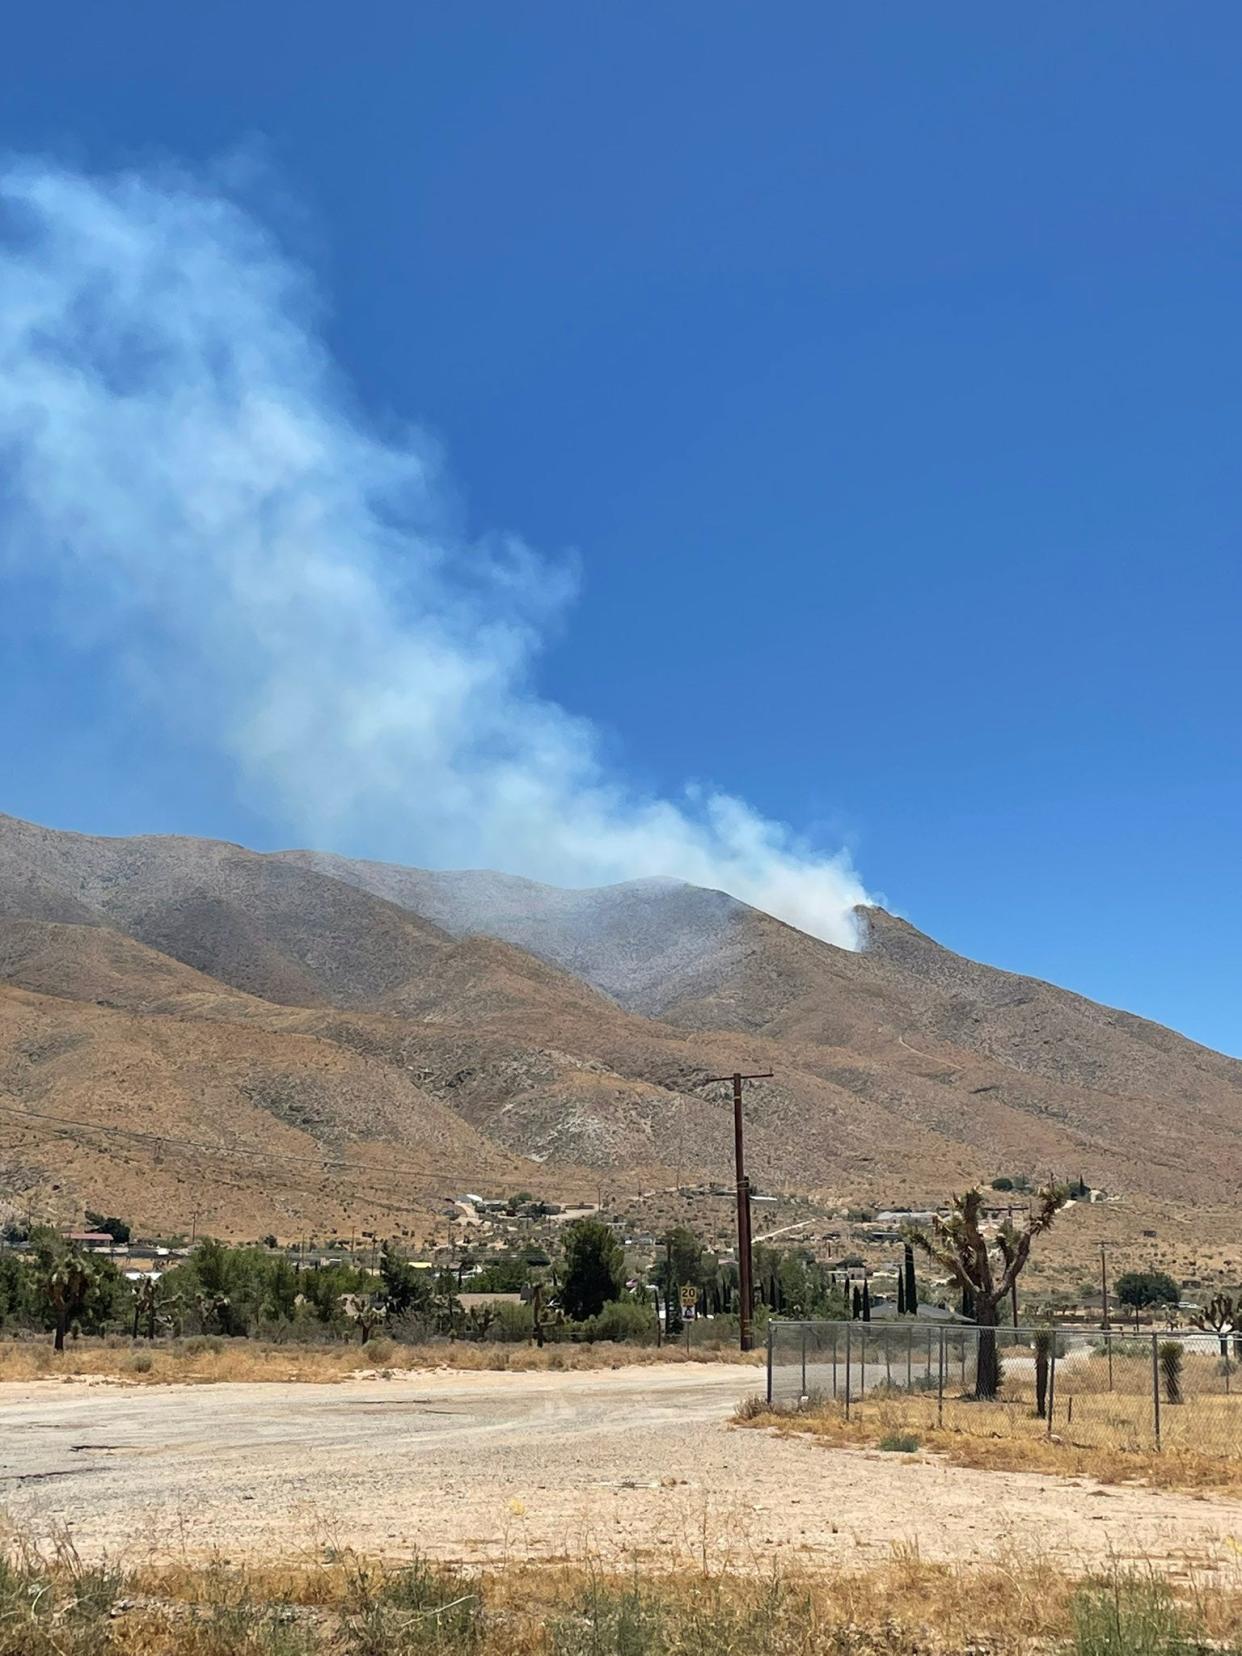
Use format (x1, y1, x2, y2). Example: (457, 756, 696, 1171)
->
(767, 1321, 1242, 1457)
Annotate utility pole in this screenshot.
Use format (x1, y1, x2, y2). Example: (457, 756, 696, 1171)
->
(700, 1070, 772, 1353)
(1100, 1242, 1110, 1329)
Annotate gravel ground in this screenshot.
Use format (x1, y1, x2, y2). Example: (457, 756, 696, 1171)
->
(1, 1365, 1238, 1577)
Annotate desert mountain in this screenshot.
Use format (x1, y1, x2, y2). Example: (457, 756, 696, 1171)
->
(0, 811, 1237, 1239)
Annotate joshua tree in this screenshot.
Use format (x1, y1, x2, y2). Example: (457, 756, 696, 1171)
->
(1194, 1293, 1238, 1359)
(1033, 1327, 1053, 1418)
(31, 1234, 109, 1353)
(132, 1276, 160, 1340)
(1159, 1340, 1184, 1404)
(905, 1186, 1067, 1400)
(49, 1255, 94, 1352)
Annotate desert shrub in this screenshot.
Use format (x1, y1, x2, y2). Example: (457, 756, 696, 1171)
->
(587, 1299, 657, 1346)
(1071, 1572, 1193, 1656)
(878, 1431, 920, 1452)
(734, 1392, 771, 1420)
(550, 1576, 809, 1656)
(483, 1302, 534, 1343)
(126, 1349, 153, 1374)
(342, 1556, 481, 1654)
(0, 1547, 121, 1656)
(183, 1335, 226, 1357)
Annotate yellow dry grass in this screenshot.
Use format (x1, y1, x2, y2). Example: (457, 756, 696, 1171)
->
(5, 1536, 1242, 1655)
(740, 1394, 1242, 1495)
(0, 1334, 760, 1386)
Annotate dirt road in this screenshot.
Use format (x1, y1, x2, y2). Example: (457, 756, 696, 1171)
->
(2, 1365, 1238, 1576)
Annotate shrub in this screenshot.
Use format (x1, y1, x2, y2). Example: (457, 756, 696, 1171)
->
(734, 1392, 771, 1420)
(587, 1299, 657, 1345)
(1071, 1572, 1192, 1656)
(878, 1431, 920, 1452)
(484, 1302, 534, 1343)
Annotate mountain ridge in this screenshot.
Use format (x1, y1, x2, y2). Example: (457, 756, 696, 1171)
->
(0, 812, 1236, 1238)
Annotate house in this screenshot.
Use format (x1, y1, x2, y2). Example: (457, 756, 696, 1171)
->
(457, 1292, 525, 1312)
(61, 1230, 117, 1250)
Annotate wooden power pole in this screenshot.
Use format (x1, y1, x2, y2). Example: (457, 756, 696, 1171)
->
(701, 1070, 772, 1353)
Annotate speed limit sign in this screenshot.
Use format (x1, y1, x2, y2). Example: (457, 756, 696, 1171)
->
(680, 1284, 698, 1311)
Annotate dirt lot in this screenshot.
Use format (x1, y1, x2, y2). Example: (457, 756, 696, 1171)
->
(2, 1365, 1238, 1577)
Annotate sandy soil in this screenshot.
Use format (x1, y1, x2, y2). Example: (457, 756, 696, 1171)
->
(1, 1365, 1238, 1578)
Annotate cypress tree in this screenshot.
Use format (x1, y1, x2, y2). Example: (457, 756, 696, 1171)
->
(904, 1242, 918, 1313)
(896, 1269, 906, 1315)
(862, 1280, 871, 1322)
(852, 1284, 862, 1319)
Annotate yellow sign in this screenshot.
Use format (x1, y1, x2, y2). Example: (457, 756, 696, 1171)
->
(680, 1284, 698, 1310)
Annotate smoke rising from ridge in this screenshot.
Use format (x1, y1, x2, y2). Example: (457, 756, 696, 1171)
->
(0, 160, 871, 946)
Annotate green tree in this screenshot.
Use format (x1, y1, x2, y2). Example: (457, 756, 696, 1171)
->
(379, 1242, 434, 1319)
(0, 1251, 32, 1328)
(1115, 1270, 1181, 1324)
(560, 1218, 625, 1320)
(84, 1211, 131, 1245)
(469, 1257, 530, 1293)
(653, 1225, 706, 1331)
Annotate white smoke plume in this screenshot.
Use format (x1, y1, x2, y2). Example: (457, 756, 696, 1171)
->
(0, 160, 871, 947)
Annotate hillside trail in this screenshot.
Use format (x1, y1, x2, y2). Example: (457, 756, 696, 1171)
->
(2, 1364, 1237, 1577)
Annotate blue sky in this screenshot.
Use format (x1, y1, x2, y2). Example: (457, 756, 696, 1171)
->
(2, 6, 1241, 1052)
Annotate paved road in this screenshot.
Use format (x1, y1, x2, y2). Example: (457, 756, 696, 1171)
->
(1, 1365, 1237, 1575)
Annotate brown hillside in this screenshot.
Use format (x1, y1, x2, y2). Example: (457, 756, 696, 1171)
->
(0, 814, 1237, 1241)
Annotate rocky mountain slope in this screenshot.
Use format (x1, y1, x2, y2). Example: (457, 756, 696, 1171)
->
(0, 812, 1237, 1238)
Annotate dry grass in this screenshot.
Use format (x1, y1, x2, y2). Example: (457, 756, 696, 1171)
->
(0, 1334, 760, 1387)
(2, 1532, 1240, 1655)
(740, 1395, 1242, 1495)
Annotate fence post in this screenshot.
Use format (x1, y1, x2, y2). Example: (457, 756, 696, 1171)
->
(766, 1319, 773, 1406)
(1151, 1333, 1161, 1450)
(860, 1328, 868, 1403)
(1047, 1339, 1057, 1436)
(800, 1323, 807, 1399)
(832, 1326, 838, 1398)
(845, 1323, 853, 1421)
(937, 1327, 945, 1426)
